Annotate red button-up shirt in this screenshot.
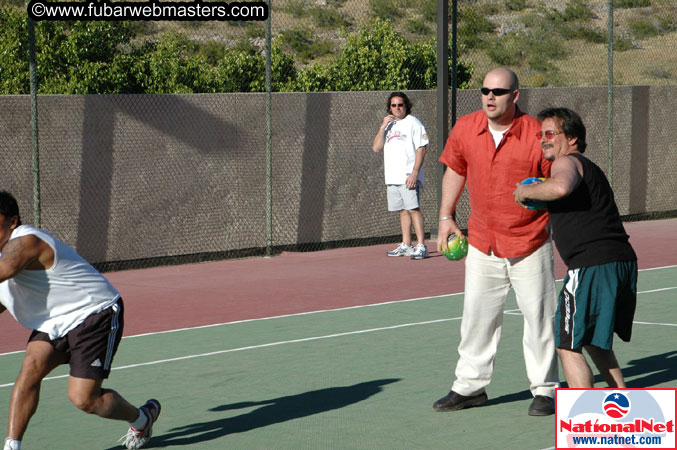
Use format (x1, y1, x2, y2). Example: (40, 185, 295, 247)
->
(439, 107, 552, 258)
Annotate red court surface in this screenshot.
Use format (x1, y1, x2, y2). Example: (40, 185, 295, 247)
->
(1, 218, 675, 354)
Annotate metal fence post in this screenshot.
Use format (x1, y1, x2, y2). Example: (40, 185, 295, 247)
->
(265, 0, 273, 256)
(436, 0, 449, 230)
(607, 0, 614, 187)
(28, 14, 41, 227)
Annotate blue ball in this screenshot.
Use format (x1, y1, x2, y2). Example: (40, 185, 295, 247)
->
(520, 177, 547, 210)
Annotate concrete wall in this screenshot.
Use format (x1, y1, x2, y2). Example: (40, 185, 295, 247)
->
(0, 86, 674, 264)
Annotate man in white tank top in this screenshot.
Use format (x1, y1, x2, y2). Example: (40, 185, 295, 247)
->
(0, 191, 160, 450)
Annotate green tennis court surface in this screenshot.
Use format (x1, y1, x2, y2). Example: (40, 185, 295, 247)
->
(1, 266, 675, 450)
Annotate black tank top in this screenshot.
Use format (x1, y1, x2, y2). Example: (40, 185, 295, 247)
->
(548, 153, 636, 269)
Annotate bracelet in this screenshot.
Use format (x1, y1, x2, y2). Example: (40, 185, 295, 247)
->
(439, 216, 453, 221)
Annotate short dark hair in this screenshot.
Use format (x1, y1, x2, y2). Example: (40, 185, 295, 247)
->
(0, 191, 22, 225)
(387, 91, 412, 115)
(537, 107, 587, 153)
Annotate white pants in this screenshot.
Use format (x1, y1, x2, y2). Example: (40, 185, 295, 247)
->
(452, 240, 559, 397)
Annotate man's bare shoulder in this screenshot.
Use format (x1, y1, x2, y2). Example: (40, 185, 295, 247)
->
(0, 234, 52, 276)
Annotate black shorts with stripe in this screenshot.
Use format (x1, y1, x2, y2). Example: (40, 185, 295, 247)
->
(29, 298, 124, 380)
(555, 261, 637, 350)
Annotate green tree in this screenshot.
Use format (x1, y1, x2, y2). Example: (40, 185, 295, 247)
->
(0, 10, 469, 94)
(0, 8, 29, 94)
(132, 33, 219, 94)
(0, 9, 140, 94)
(291, 19, 472, 92)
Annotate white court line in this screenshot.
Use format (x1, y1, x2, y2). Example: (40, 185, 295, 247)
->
(0, 292, 464, 358)
(126, 291, 466, 339)
(0, 317, 461, 388)
(71, 281, 677, 341)
(633, 321, 677, 327)
(638, 264, 677, 271)
(639, 286, 677, 294)
(2, 268, 676, 358)
(2, 302, 676, 389)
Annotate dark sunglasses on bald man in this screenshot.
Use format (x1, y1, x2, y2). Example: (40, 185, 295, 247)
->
(480, 87, 513, 96)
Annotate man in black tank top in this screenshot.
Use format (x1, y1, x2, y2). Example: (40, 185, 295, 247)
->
(513, 108, 637, 389)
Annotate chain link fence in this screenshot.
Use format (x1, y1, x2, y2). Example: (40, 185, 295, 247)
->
(0, 0, 675, 270)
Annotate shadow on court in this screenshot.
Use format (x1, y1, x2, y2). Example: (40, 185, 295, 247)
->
(624, 350, 677, 387)
(482, 389, 533, 407)
(110, 378, 399, 448)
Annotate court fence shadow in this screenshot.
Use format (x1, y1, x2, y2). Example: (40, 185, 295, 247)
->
(108, 378, 400, 449)
(623, 350, 677, 388)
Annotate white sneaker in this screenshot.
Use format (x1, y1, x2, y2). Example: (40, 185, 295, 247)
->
(386, 242, 414, 257)
(120, 399, 161, 449)
(4, 438, 20, 450)
(410, 244, 429, 260)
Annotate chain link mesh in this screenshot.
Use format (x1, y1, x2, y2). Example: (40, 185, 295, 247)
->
(0, 0, 675, 270)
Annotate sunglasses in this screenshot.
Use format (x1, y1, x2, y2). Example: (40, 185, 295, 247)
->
(480, 87, 513, 96)
(390, 103, 405, 107)
(536, 130, 564, 139)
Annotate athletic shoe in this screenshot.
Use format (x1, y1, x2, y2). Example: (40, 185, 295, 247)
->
(4, 438, 20, 450)
(433, 390, 488, 411)
(410, 244, 429, 260)
(528, 395, 555, 416)
(387, 243, 414, 257)
(120, 399, 161, 449)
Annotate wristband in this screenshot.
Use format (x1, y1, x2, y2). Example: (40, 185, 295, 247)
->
(439, 216, 453, 221)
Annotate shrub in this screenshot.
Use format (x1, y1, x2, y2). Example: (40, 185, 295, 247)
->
(0, 8, 29, 94)
(309, 6, 351, 30)
(614, 35, 634, 52)
(133, 33, 219, 94)
(485, 33, 523, 66)
(505, 0, 528, 12)
(563, 0, 595, 21)
(1, 16, 143, 94)
(278, 27, 333, 63)
(485, 30, 567, 74)
(197, 42, 228, 66)
(616, 0, 651, 8)
(405, 17, 431, 35)
(216, 41, 297, 92)
(290, 19, 472, 91)
(458, 9, 495, 49)
(369, 0, 401, 21)
(629, 19, 660, 39)
(282, 0, 309, 18)
(562, 23, 607, 43)
(657, 16, 676, 32)
(246, 24, 265, 39)
(642, 66, 673, 80)
(421, 0, 437, 22)
(0, 6, 466, 94)
(541, 0, 594, 26)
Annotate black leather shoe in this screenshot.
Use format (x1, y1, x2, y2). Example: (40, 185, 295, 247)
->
(433, 390, 488, 411)
(528, 395, 555, 416)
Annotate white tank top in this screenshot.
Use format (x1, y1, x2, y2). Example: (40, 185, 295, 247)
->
(0, 225, 120, 339)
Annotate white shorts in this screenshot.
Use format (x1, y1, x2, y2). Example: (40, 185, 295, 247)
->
(387, 184, 421, 211)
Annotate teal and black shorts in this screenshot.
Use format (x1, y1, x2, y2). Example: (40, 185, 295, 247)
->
(556, 261, 637, 350)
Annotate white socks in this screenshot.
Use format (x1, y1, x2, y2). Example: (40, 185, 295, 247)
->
(4, 438, 20, 450)
(129, 409, 148, 430)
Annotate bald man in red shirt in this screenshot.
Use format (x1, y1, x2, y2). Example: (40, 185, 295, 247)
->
(432, 68, 559, 416)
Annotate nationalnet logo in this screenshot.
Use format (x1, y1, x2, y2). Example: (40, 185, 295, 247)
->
(556, 388, 676, 449)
